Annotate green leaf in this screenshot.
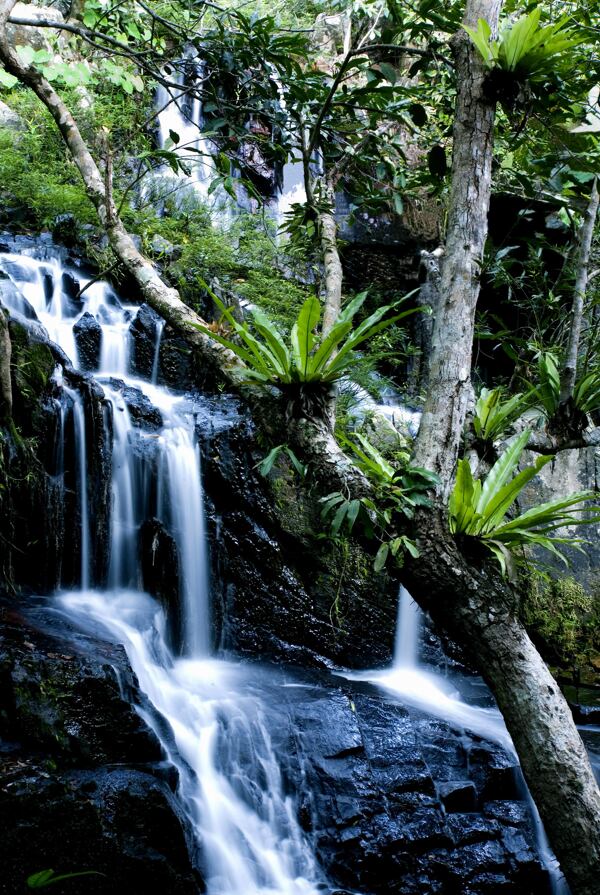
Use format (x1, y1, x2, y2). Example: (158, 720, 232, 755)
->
(378, 62, 397, 85)
(290, 296, 320, 377)
(374, 543, 389, 572)
(0, 68, 17, 88)
(27, 869, 106, 889)
(257, 445, 284, 477)
(476, 429, 531, 515)
(463, 18, 493, 64)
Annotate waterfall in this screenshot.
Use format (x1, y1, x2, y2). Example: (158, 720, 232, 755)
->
(393, 585, 420, 668)
(68, 387, 91, 590)
(343, 583, 569, 895)
(0, 243, 322, 895)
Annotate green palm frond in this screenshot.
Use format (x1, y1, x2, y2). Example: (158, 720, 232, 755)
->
(449, 430, 600, 572)
(464, 9, 584, 81)
(473, 386, 530, 441)
(193, 286, 423, 392)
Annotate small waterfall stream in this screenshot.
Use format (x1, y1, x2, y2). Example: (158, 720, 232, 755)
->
(0, 245, 323, 895)
(349, 585, 569, 895)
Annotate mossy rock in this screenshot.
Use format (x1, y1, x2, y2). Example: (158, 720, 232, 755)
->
(9, 321, 56, 431)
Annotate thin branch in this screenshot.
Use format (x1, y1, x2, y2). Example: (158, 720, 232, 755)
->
(76, 259, 123, 298)
(527, 428, 600, 454)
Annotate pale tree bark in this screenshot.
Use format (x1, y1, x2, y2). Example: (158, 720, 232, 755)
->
(560, 176, 599, 404)
(413, 0, 502, 495)
(319, 176, 343, 336)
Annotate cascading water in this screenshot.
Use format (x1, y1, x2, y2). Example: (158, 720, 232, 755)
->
(0, 244, 323, 895)
(344, 584, 569, 895)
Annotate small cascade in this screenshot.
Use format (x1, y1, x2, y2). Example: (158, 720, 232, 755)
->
(344, 584, 569, 894)
(157, 423, 209, 656)
(63, 385, 91, 590)
(58, 591, 321, 895)
(0, 242, 323, 894)
(394, 585, 420, 668)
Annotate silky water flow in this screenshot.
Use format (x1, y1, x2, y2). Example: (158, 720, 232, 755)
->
(0, 246, 322, 895)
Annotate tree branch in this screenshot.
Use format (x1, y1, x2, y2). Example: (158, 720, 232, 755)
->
(527, 427, 600, 454)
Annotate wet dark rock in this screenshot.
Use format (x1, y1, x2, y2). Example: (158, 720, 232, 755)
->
(61, 270, 84, 316)
(0, 766, 197, 894)
(109, 378, 163, 430)
(468, 743, 520, 802)
(140, 518, 182, 652)
(568, 701, 600, 725)
(275, 673, 550, 895)
(438, 780, 478, 813)
(129, 302, 162, 379)
(73, 311, 102, 371)
(0, 598, 198, 894)
(0, 599, 162, 765)
(203, 407, 397, 669)
(158, 325, 196, 389)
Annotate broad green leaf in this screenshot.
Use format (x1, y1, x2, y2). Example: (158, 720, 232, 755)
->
(0, 68, 17, 88)
(374, 542, 389, 572)
(291, 296, 320, 377)
(476, 428, 531, 514)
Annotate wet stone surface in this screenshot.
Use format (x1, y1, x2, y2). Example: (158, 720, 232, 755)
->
(0, 597, 198, 894)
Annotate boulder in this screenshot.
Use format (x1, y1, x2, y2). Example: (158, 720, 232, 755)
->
(0, 99, 23, 131)
(73, 311, 102, 372)
(129, 303, 162, 380)
(139, 518, 182, 652)
(6, 3, 64, 51)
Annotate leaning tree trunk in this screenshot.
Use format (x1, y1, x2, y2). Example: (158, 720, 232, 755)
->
(406, 1, 600, 892)
(559, 176, 599, 404)
(402, 514, 600, 895)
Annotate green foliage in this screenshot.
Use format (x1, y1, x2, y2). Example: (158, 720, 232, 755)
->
(572, 369, 600, 415)
(257, 444, 307, 478)
(194, 290, 421, 389)
(320, 434, 439, 571)
(527, 352, 600, 421)
(0, 107, 95, 229)
(473, 386, 530, 442)
(27, 869, 105, 888)
(0, 82, 150, 231)
(464, 8, 584, 80)
(523, 574, 599, 671)
(528, 351, 561, 418)
(449, 428, 600, 573)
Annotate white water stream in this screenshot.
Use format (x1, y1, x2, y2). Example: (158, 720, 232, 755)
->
(148, 53, 312, 227)
(345, 585, 569, 895)
(0, 245, 322, 895)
